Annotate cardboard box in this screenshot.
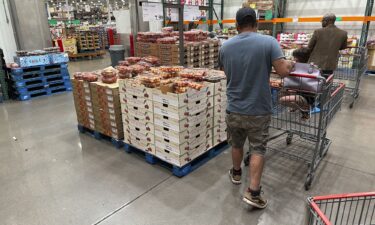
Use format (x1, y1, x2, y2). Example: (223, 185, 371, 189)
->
(214, 94, 227, 107)
(118, 79, 153, 99)
(154, 113, 207, 133)
(126, 128, 155, 144)
(120, 93, 153, 111)
(122, 107, 154, 123)
(214, 80, 227, 95)
(155, 148, 190, 167)
(152, 86, 208, 108)
(123, 119, 155, 132)
(155, 137, 189, 155)
(153, 100, 208, 120)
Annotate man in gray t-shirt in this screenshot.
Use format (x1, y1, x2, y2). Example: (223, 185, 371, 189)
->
(220, 7, 293, 209)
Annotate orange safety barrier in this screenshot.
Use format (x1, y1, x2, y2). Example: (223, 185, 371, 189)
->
(166, 16, 375, 25)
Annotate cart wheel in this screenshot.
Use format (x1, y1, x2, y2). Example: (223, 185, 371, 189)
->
(349, 102, 354, 109)
(244, 154, 250, 167)
(304, 175, 313, 191)
(286, 133, 293, 145)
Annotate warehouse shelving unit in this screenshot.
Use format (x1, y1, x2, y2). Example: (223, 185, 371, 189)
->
(360, 0, 374, 46)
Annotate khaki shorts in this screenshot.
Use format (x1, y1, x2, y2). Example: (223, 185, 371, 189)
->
(225, 112, 271, 156)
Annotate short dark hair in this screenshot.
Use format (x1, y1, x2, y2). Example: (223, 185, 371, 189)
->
(237, 15, 257, 28)
(292, 47, 311, 63)
(236, 8, 257, 28)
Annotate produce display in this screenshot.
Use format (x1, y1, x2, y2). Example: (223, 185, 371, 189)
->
(72, 61, 228, 167)
(136, 30, 220, 69)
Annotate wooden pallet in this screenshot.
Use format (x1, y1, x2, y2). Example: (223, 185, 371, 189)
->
(68, 50, 106, 60)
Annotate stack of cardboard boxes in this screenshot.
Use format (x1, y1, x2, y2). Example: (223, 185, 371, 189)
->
(136, 43, 159, 58)
(153, 86, 210, 167)
(90, 82, 123, 140)
(159, 44, 180, 66)
(119, 79, 156, 154)
(136, 41, 220, 69)
(212, 79, 227, 146)
(72, 79, 95, 130)
(208, 40, 220, 69)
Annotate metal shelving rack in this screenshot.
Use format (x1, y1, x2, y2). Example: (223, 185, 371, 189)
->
(161, 0, 223, 66)
(162, 0, 224, 32)
(360, 0, 374, 46)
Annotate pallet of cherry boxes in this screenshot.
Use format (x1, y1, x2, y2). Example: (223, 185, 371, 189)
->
(72, 70, 124, 141)
(72, 65, 227, 168)
(119, 71, 227, 167)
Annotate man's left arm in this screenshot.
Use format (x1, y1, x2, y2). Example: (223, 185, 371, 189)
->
(340, 32, 348, 50)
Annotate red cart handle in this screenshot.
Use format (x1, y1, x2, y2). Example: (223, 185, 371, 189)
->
(310, 200, 332, 225)
(330, 83, 346, 97)
(313, 191, 375, 201)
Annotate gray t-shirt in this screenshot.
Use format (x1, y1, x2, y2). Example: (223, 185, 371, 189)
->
(219, 32, 284, 116)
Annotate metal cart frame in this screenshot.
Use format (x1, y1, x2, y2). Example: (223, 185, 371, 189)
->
(266, 73, 345, 190)
(307, 192, 375, 225)
(334, 46, 367, 108)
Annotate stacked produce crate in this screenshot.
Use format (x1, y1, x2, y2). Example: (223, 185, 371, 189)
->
(153, 86, 210, 167)
(212, 79, 227, 146)
(185, 42, 201, 68)
(159, 44, 179, 66)
(76, 30, 102, 52)
(135, 30, 220, 69)
(208, 40, 220, 69)
(119, 79, 155, 154)
(91, 82, 124, 140)
(72, 79, 95, 130)
(136, 42, 159, 58)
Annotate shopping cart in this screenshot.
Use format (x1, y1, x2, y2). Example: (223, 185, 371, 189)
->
(334, 47, 367, 108)
(307, 192, 375, 225)
(265, 64, 346, 190)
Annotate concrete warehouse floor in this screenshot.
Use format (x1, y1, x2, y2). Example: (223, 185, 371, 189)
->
(0, 56, 374, 225)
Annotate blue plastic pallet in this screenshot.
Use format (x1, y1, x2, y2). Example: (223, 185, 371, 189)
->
(16, 79, 71, 93)
(77, 125, 124, 149)
(14, 74, 70, 88)
(124, 141, 229, 177)
(17, 83, 72, 101)
(11, 63, 68, 76)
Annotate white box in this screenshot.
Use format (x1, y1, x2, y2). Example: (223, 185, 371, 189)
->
(152, 87, 208, 108)
(214, 80, 227, 95)
(155, 137, 189, 155)
(155, 148, 190, 167)
(120, 93, 153, 109)
(121, 100, 153, 113)
(214, 94, 227, 106)
(127, 139, 156, 155)
(213, 126, 227, 138)
(154, 114, 207, 133)
(119, 79, 153, 98)
(213, 134, 227, 146)
(153, 100, 208, 120)
(123, 118, 155, 132)
(127, 129, 155, 144)
(203, 82, 215, 97)
(154, 125, 189, 144)
(123, 108, 154, 123)
(207, 107, 214, 119)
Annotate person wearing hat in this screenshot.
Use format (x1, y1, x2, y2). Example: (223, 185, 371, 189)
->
(308, 13, 348, 76)
(219, 7, 293, 209)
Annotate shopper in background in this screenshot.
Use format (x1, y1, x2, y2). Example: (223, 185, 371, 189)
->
(308, 13, 348, 76)
(219, 7, 293, 209)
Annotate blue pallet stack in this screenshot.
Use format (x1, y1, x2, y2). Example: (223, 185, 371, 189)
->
(10, 63, 72, 101)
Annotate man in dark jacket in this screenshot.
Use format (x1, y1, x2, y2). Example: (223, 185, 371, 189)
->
(308, 13, 348, 76)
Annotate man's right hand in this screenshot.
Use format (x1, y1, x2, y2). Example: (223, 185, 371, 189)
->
(272, 58, 294, 77)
